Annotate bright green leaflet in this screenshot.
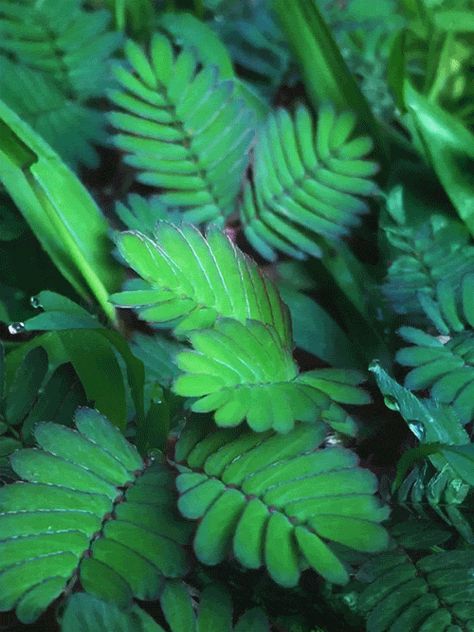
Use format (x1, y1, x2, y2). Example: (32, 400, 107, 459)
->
(173, 318, 370, 434)
(159, 581, 270, 632)
(272, 0, 384, 160)
(0, 99, 122, 322)
(112, 222, 292, 344)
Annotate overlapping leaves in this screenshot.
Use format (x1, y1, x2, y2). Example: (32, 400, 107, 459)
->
(240, 104, 378, 261)
(0, 0, 120, 167)
(157, 581, 270, 632)
(112, 222, 291, 343)
(383, 214, 474, 319)
(397, 273, 474, 423)
(61, 583, 270, 632)
(355, 549, 474, 631)
(175, 420, 389, 587)
(0, 409, 191, 623)
(109, 34, 255, 223)
(173, 318, 369, 434)
(396, 462, 474, 542)
(0, 343, 85, 478)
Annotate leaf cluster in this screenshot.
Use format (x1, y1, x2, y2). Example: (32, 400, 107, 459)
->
(0, 1, 474, 631)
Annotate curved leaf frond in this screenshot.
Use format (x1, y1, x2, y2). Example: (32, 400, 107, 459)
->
(173, 318, 369, 434)
(174, 419, 389, 587)
(109, 34, 256, 223)
(0, 408, 191, 623)
(383, 216, 474, 320)
(240, 104, 378, 261)
(355, 549, 474, 631)
(397, 273, 474, 423)
(111, 222, 292, 343)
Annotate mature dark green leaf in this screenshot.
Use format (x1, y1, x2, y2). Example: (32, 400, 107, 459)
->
(0, 409, 191, 623)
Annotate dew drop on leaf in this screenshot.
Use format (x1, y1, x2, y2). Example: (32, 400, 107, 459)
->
(383, 395, 400, 412)
(8, 322, 25, 335)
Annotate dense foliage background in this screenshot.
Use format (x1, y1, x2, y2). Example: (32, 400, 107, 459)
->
(0, 0, 474, 630)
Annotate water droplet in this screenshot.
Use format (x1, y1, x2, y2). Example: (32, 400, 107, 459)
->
(407, 420, 425, 440)
(8, 322, 25, 335)
(30, 295, 41, 309)
(383, 395, 400, 412)
(342, 591, 358, 609)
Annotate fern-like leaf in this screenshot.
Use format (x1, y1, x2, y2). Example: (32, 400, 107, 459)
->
(111, 222, 292, 343)
(174, 318, 369, 434)
(383, 215, 474, 319)
(109, 35, 256, 223)
(0, 408, 191, 623)
(174, 419, 389, 587)
(240, 104, 378, 261)
(354, 549, 474, 631)
(397, 273, 474, 423)
(0, 0, 120, 167)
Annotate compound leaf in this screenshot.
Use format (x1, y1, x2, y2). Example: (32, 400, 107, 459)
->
(0, 408, 191, 622)
(174, 419, 389, 587)
(112, 222, 291, 344)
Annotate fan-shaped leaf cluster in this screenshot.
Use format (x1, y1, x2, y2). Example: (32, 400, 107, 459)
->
(355, 549, 474, 631)
(109, 34, 256, 223)
(174, 318, 369, 434)
(175, 420, 389, 587)
(0, 0, 120, 167)
(111, 222, 291, 343)
(0, 409, 191, 623)
(240, 104, 378, 261)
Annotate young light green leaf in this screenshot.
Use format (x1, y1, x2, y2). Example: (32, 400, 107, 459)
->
(0, 100, 122, 322)
(112, 222, 292, 344)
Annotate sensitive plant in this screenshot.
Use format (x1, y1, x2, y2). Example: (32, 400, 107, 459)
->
(1, 0, 474, 631)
